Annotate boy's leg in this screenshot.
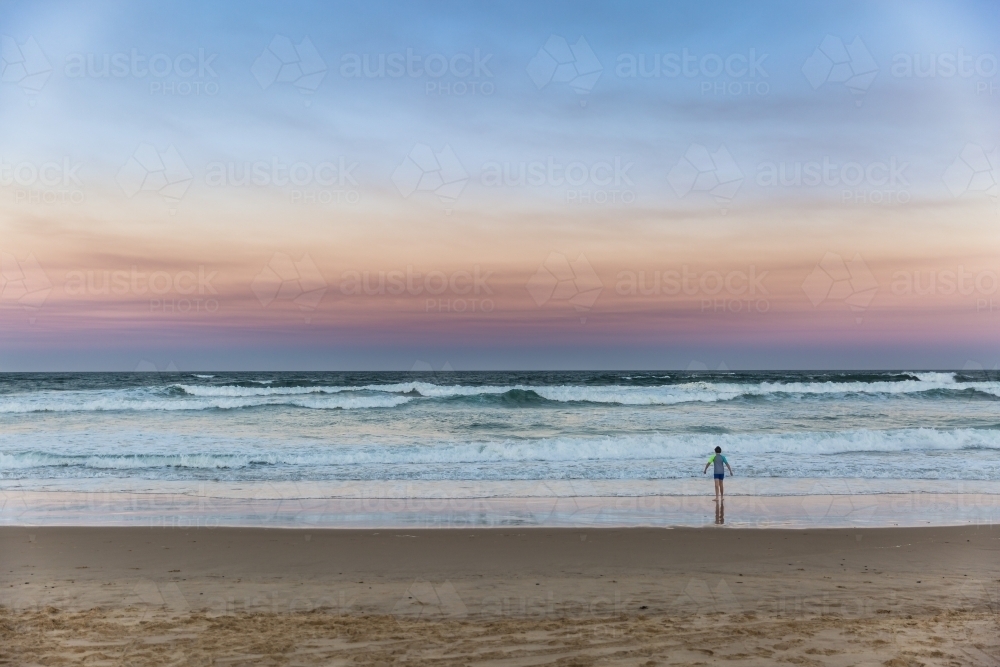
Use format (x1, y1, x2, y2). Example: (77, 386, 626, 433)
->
(719, 479, 724, 497)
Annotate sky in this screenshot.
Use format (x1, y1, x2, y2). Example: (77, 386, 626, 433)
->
(1, 0, 998, 370)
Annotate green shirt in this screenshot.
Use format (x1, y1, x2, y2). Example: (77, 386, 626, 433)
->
(708, 453, 728, 475)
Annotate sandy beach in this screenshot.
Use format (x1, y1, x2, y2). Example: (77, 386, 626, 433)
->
(2, 524, 997, 665)
(6, 0, 1000, 662)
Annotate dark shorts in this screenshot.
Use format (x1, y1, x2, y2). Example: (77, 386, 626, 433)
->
(714, 473, 725, 480)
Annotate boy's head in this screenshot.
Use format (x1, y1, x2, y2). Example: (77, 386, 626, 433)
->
(714, 446, 722, 453)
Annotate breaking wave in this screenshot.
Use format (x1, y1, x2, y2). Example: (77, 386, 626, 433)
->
(2, 372, 998, 413)
(3, 428, 998, 472)
(0, 391, 410, 413)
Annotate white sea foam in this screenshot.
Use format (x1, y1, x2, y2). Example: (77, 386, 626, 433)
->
(168, 373, 1000, 404)
(173, 384, 345, 397)
(3, 373, 998, 412)
(0, 390, 409, 413)
(3, 428, 997, 471)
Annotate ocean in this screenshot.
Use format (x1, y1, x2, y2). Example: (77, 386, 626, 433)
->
(2, 370, 999, 491)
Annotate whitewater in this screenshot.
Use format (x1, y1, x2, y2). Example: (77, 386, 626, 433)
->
(2, 371, 999, 490)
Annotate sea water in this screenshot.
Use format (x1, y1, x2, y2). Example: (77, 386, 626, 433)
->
(2, 370, 999, 490)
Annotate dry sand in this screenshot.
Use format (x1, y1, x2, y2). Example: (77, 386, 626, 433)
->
(2, 524, 998, 666)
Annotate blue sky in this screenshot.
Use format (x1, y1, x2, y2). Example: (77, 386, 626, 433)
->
(5, 0, 998, 197)
(1, 0, 999, 370)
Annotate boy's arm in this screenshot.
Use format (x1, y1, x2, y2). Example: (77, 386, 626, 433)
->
(703, 462, 710, 474)
(726, 462, 734, 475)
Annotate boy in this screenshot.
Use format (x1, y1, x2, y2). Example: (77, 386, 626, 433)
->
(703, 446, 734, 500)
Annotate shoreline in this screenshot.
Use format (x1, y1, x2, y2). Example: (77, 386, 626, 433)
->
(3, 484, 999, 528)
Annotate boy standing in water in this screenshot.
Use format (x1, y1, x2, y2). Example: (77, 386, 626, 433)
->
(703, 446, 733, 500)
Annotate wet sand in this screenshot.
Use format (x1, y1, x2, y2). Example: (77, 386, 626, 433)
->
(4, 482, 1000, 528)
(2, 525, 998, 665)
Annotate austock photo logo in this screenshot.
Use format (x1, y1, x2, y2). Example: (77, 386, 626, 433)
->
(338, 265, 494, 315)
(116, 143, 193, 209)
(1, 155, 85, 205)
(942, 143, 999, 213)
(409, 360, 455, 373)
(339, 47, 494, 97)
(755, 156, 911, 205)
(673, 578, 742, 615)
(527, 35, 603, 102)
(963, 360, 1000, 381)
(890, 266, 999, 315)
(64, 47, 220, 96)
(891, 48, 998, 96)
(251, 252, 328, 322)
(667, 143, 743, 212)
(0, 252, 52, 323)
(392, 143, 469, 209)
(615, 266, 770, 315)
(252, 35, 327, 95)
(0, 35, 51, 97)
(615, 47, 769, 98)
(392, 580, 468, 619)
(687, 360, 730, 372)
(204, 156, 361, 205)
(133, 359, 179, 373)
(799, 481, 879, 526)
(526, 252, 603, 323)
(63, 266, 221, 315)
(801, 252, 878, 323)
(802, 35, 879, 106)
(479, 156, 636, 205)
